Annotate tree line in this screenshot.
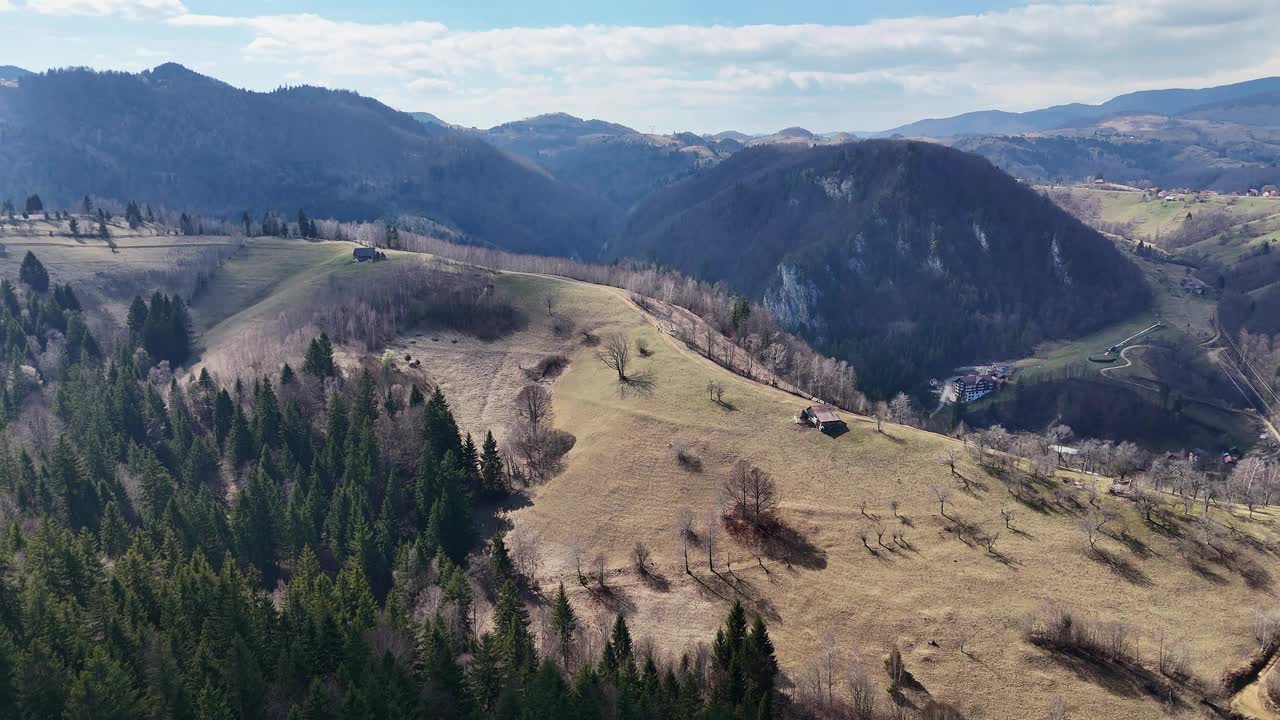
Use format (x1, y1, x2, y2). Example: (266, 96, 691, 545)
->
(0, 264, 789, 718)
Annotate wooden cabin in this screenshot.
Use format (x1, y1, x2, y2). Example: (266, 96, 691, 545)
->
(801, 403, 846, 433)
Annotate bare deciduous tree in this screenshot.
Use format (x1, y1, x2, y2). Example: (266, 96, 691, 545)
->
(593, 552, 607, 589)
(594, 334, 631, 381)
(704, 509, 720, 572)
(515, 383, 554, 431)
(632, 541, 651, 577)
(676, 507, 695, 575)
(873, 402, 890, 433)
(929, 484, 953, 517)
(1000, 507, 1014, 530)
(723, 461, 778, 528)
(941, 448, 962, 477)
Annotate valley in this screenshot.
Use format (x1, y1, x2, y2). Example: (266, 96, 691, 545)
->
(2, 53, 1280, 720)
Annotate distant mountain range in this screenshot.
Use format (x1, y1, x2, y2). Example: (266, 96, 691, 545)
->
(0, 63, 1155, 395)
(876, 76, 1280, 138)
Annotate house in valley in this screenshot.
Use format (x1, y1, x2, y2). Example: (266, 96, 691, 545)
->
(958, 374, 995, 401)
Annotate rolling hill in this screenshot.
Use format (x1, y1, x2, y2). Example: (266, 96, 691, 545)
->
(0, 64, 613, 256)
(4, 228, 1274, 719)
(613, 140, 1151, 396)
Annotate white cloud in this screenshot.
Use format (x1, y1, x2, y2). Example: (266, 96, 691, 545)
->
(27, 0, 185, 18)
(66, 0, 1280, 131)
(0, 1, 15, 11)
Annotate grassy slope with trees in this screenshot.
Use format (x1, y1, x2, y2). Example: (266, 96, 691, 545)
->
(2, 229, 1280, 717)
(613, 140, 1151, 397)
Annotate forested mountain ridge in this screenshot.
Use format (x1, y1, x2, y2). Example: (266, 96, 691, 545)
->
(0, 64, 612, 256)
(471, 112, 737, 213)
(614, 140, 1151, 396)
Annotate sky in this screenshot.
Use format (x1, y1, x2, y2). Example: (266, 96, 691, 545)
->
(2, 0, 1279, 134)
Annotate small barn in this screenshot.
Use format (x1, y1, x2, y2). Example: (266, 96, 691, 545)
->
(353, 247, 376, 262)
(801, 403, 846, 433)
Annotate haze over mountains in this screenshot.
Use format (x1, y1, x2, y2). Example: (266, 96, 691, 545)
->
(3, 62, 1249, 395)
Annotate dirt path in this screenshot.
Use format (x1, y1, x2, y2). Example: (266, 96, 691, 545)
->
(1233, 654, 1280, 719)
(1099, 343, 1145, 377)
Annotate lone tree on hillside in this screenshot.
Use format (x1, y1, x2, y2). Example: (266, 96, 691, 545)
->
(723, 460, 779, 529)
(515, 384, 554, 432)
(594, 333, 631, 381)
(929, 483, 953, 518)
(19, 251, 49, 292)
(941, 448, 962, 477)
(24, 194, 42, 214)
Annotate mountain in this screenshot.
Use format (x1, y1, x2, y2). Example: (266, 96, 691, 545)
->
(947, 116, 1280, 190)
(612, 140, 1150, 395)
(409, 111, 448, 127)
(475, 112, 733, 212)
(881, 76, 1280, 138)
(0, 64, 612, 256)
(1178, 91, 1280, 127)
(0, 66, 31, 87)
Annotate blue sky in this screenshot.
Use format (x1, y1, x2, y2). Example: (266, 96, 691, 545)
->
(3, 0, 1279, 133)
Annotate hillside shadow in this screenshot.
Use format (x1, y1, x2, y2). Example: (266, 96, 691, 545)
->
(1039, 647, 1185, 708)
(1088, 547, 1153, 587)
(757, 521, 828, 571)
(618, 371, 657, 398)
(585, 583, 637, 615)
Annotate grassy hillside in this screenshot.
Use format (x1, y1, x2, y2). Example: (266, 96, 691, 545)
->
(26, 233, 1279, 717)
(180, 240, 1275, 718)
(399, 267, 1278, 719)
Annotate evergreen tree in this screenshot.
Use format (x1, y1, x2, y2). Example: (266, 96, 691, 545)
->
(302, 334, 335, 378)
(489, 533, 514, 587)
(550, 582, 577, 668)
(602, 613, 634, 679)
(492, 580, 536, 678)
(479, 430, 504, 498)
(408, 384, 425, 407)
(417, 618, 471, 719)
(127, 295, 148, 336)
(63, 648, 142, 720)
(213, 389, 234, 448)
(24, 194, 43, 214)
(231, 456, 280, 585)
(19, 251, 49, 293)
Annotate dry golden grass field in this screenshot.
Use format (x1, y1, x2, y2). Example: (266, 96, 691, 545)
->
(13, 232, 1280, 718)
(361, 267, 1280, 719)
